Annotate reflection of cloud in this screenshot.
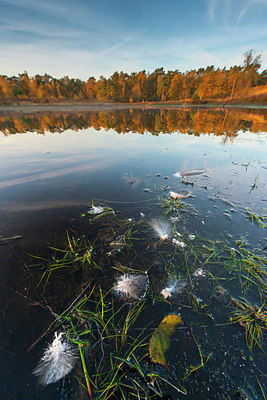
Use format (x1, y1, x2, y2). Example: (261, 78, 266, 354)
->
(0, 199, 89, 212)
(0, 159, 115, 188)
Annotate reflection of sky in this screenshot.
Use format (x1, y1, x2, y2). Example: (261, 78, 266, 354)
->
(0, 123, 266, 274)
(0, 0, 266, 78)
(0, 128, 266, 205)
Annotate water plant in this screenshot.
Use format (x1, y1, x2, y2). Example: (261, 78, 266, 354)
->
(200, 236, 267, 295)
(245, 208, 266, 228)
(27, 198, 267, 400)
(182, 330, 212, 381)
(32, 232, 99, 292)
(160, 197, 184, 216)
(86, 200, 115, 222)
(230, 297, 267, 352)
(48, 287, 184, 399)
(249, 175, 259, 193)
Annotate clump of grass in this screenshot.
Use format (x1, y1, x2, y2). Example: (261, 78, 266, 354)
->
(160, 198, 185, 216)
(33, 232, 99, 291)
(32, 276, 191, 400)
(245, 208, 266, 228)
(83, 200, 115, 222)
(231, 297, 267, 352)
(28, 201, 267, 400)
(55, 287, 184, 399)
(202, 236, 267, 295)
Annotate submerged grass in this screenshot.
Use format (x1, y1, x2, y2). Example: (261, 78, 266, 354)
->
(182, 330, 212, 381)
(159, 197, 197, 219)
(56, 287, 184, 399)
(199, 236, 267, 296)
(245, 208, 266, 228)
(230, 297, 267, 353)
(28, 193, 267, 399)
(160, 197, 185, 216)
(32, 232, 100, 292)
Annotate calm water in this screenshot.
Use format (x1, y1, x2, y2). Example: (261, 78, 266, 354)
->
(0, 107, 266, 400)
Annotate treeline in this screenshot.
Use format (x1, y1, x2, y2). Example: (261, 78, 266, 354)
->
(0, 50, 266, 103)
(1, 108, 266, 136)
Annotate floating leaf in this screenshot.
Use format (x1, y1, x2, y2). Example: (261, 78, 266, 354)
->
(149, 314, 182, 365)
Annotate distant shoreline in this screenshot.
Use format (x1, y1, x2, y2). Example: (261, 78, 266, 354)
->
(0, 101, 267, 114)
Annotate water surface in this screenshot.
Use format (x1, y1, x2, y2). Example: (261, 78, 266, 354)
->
(0, 107, 266, 400)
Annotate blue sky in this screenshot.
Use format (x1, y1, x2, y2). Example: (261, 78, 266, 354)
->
(0, 0, 266, 79)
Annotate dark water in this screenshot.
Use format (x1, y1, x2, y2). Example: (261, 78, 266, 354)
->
(0, 107, 266, 400)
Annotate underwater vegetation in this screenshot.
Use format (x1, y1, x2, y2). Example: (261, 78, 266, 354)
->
(230, 298, 267, 353)
(245, 208, 266, 228)
(23, 188, 267, 400)
(86, 201, 115, 222)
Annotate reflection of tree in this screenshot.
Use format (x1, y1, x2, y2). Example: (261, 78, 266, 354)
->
(0, 109, 266, 137)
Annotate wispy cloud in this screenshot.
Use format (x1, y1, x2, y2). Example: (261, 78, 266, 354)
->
(236, 0, 267, 25)
(0, 0, 266, 78)
(0, 0, 67, 14)
(97, 34, 140, 57)
(207, 0, 217, 22)
(224, 0, 232, 22)
(236, 1, 253, 25)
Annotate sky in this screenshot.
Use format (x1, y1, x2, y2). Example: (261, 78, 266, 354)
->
(0, 0, 266, 80)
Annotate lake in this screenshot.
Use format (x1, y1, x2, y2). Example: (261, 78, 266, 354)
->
(0, 106, 266, 400)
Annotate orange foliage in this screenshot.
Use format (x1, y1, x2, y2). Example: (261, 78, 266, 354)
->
(0, 108, 266, 137)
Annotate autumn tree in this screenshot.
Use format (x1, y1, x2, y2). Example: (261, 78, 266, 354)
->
(85, 77, 96, 101)
(0, 50, 265, 104)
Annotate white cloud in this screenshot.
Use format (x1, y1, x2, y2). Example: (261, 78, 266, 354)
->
(236, 1, 253, 25)
(236, 0, 267, 25)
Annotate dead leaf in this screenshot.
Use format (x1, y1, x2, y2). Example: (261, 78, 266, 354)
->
(149, 314, 182, 365)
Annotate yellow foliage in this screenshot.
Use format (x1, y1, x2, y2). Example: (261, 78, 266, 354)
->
(149, 314, 182, 366)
